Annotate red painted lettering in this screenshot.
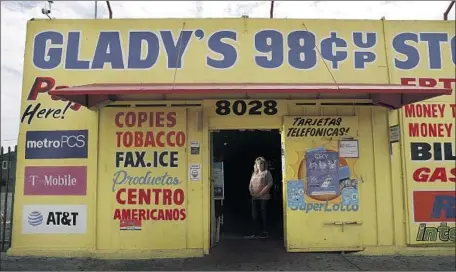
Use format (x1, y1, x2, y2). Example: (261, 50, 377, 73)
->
(180, 209, 187, 220)
(116, 188, 126, 204)
(113, 111, 178, 128)
(115, 112, 124, 128)
(138, 112, 147, 127)
(125, 112, 136, 127)
(404, 104, 446, 118)
(155, 112, 165, 127)
(121, 209, 131, 219)
(413, 167, 431, 182)
(439, 78, 456, 89)
(138, 189, 150, 205)
(408, 123, 453, 137)
(27, 77, 55, 100)
(163, 189, 172, 205)
(115, 131, 186, 148)
(151, 209, 158, 220)
(164, 209, 173, 220)
(118, 189, 185, 205)
(413, 167, 456, 182)
(174, 189, 185, 205)
(131, 209, 139, 220)
(450, 104, 456, 118)
(156, 131, 165, 147)
(401, 77, 415, 86)
(113, 209, 120, 220)
(138, 209, 146, 220)
(418, 78, 437, 87)
(167, 112, 177, 127)
(401, 77, 456, 90)
(152, 189, 161, 204)
(127, 188, 137, 204)
(114, 208, 187, 221)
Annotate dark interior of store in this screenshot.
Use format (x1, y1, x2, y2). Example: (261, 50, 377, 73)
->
(212, 129, 283, 240)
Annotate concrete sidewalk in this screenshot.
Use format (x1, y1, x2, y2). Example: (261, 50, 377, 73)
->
(2, 240, 455, 271)
(2, 253, 455, 271)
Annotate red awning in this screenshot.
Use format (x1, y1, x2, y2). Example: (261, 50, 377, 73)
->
(48, 83, 452, 109)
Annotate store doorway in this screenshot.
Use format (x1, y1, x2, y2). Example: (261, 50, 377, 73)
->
(211, 129, 283, 241)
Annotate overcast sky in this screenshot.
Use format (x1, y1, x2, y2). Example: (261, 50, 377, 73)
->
(1, 1, 455, 147)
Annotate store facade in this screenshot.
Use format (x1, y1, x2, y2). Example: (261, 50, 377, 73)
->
(9, 18, 455, 258)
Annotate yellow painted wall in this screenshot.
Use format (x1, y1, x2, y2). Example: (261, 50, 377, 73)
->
(282, 106, 403, 251)
(9, 18, 455, 258)
(384, 21, 456, 246)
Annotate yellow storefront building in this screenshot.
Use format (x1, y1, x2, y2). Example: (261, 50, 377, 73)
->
(8, 17, 455, 258)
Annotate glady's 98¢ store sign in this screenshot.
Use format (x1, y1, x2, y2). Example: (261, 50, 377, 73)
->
(32, 30, 455, 71)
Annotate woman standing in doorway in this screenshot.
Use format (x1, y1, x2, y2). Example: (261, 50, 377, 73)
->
(247, 157, 273, 238)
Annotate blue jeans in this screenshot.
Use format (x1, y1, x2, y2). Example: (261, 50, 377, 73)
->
(252, 199, 268, 234)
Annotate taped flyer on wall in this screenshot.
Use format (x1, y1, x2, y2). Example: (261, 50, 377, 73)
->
(120, 219, 142, 230)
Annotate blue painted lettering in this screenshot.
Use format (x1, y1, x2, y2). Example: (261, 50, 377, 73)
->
(207, 30, 237, 69)
(36, 29, 454, 72)
(290, 201, 360, 212)
(33, 31, 63, 69)
(128, 32, 160, 69)
(92, 32, 124, 69)
(393, 32, 420, 70)
(288, 31, 317, 69)
(320, 32, 348, 69)
(297, 201, 359, 213)
(65, 32, 90, 69)
(324, 201, 331, 211)
(451, 36, 456, 65)
(254, 30, 283, 69)
(393, 32, 452, 70)
(354, 51, 376, 69)
(32, 30, 195, 70)
(111, 170, 181, 192)
(160, 30, 193, 69)
(353, 32, 377, 69)
(431, 195, 455, 220)
(420, 33, 448, 69)
(353, 32, 377, 48)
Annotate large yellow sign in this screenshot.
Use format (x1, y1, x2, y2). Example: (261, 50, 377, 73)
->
(12, 18, 456, 255)
(97, 108, 188, 249)
(402, 102, 456, 244)
(24, 19, 455, 85)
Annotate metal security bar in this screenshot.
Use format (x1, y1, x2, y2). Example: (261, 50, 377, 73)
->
(1, 145, 17, 252)
(444, 1, 455, 20)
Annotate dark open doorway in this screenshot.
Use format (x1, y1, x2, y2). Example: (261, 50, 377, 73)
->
(211, 129, 283, 241)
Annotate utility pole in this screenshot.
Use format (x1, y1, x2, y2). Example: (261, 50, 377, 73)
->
(94, 1, 98, 19)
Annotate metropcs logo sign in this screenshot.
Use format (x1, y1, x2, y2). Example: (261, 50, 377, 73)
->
(22, 205, 87, 234)
(25, 130, 88, 159)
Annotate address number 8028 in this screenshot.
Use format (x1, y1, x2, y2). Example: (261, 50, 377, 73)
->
(215, 100, 278, 116)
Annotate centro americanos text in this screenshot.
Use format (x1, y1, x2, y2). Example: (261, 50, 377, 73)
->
(113, 188, 186, 221)
(113, 111, 186, 222)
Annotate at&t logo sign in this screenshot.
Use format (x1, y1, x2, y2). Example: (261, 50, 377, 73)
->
(28, 211, 44, 226)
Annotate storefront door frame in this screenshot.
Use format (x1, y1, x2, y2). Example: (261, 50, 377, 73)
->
(206, 114, 285, 249)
